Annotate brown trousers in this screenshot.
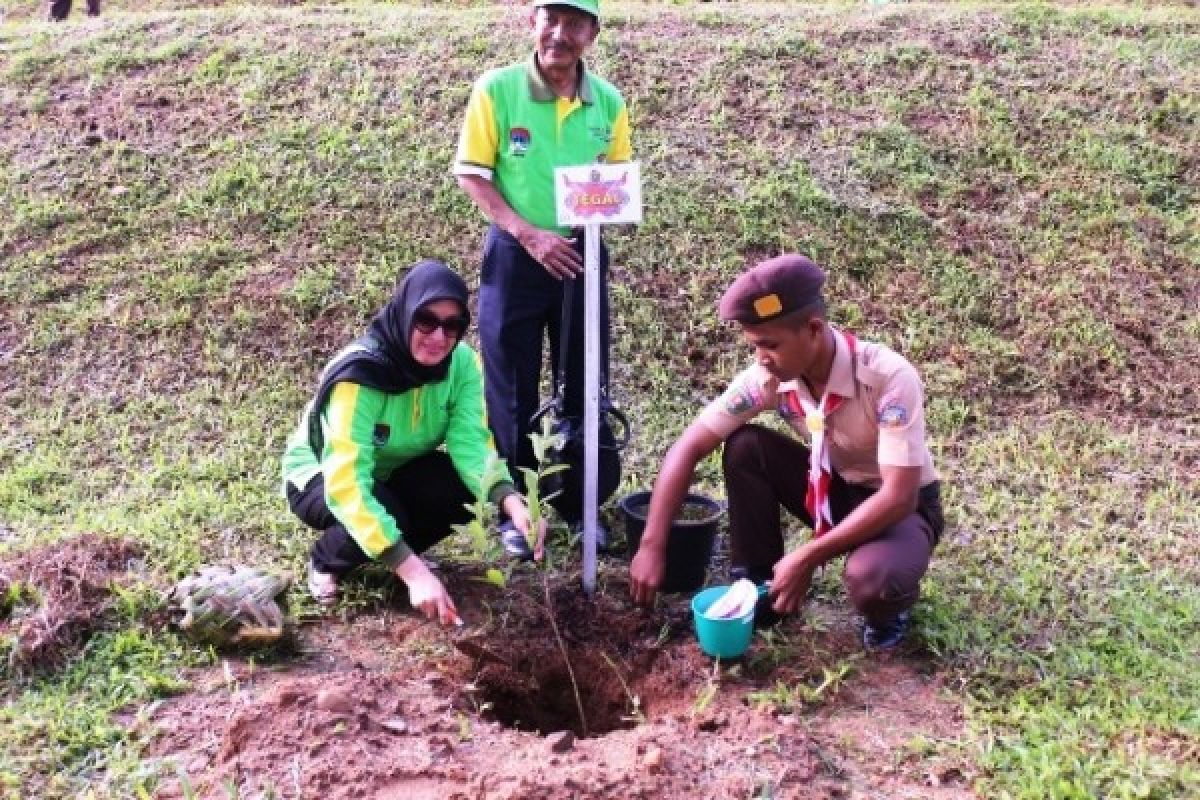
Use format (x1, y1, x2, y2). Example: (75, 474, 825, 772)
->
(722, 424, 944, 625)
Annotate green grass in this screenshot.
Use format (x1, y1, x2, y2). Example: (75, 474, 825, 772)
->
(1, 2, 1198, 797)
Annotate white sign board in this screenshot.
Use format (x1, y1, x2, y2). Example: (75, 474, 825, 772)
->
(555, 162, 643, 228)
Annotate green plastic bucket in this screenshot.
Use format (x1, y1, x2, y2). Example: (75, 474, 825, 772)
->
(691, 585, 756, 659)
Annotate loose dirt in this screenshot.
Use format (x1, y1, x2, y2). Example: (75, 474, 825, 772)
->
(143, 564, 976, 799)
(0, 534, 143, 672)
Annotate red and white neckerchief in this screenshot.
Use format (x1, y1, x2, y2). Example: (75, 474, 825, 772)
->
(784, 332, 856, 537)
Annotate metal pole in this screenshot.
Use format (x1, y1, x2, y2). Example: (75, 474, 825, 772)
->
(582, 224, 600, 595)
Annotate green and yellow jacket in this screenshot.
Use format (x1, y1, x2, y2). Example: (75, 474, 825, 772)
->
(282, 342, 513, 567)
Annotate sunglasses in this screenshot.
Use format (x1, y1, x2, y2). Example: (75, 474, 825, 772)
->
(412, 308, 469, 338)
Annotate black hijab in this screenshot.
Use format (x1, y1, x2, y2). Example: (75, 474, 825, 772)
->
(305, 259, 470, 454)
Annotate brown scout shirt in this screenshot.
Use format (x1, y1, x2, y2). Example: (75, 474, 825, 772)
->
(697, 328, 939, 489)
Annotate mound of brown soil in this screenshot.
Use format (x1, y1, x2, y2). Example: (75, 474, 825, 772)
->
(0, 533, 142, 672)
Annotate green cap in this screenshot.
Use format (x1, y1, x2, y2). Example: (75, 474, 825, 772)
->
(534, 0, 600, 20)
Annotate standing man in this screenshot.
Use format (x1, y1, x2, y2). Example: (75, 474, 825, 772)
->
(454, 0, 632, 559)
(629, 255, 944, 650)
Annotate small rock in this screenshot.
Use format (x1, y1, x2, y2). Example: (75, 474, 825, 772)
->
(643, 745, 664, 771)
(546, 730, 575, 753)
(109, 185, 129, 197)
(381, 717, 408, 735)
(428, 735, 455, 758)
(316, 688, 354, 714)
(270, 687, 302, 708)
(187, 757, 207, 774)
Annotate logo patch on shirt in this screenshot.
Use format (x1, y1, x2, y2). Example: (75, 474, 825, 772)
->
(372, 424, 391, 447)
(725, 381, 763, 416)
(878, 405, 908, 428)
(509, 127, 531, 156)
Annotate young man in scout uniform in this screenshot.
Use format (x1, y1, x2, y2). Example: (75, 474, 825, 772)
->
(629, 255, 944, 649)
(454, 0, 632, 559)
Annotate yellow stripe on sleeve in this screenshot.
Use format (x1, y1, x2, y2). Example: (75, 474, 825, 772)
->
(323, 383, 396, 558)
(608, 105, 632, 163)
(456, 84, 499, 172)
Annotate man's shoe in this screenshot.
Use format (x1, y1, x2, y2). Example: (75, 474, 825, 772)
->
(307, 561, 339, 607)
(499, 523, 534, 562)
(571, 522, 610, 552)
(863, 610, 911, 650)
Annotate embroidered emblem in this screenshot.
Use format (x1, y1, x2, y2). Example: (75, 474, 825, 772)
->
(724, 380, 763, 415)
(372, 424, 391, 447)
(509, 127, 531, 156)
(878, 405, 908, 428)
(753, 294, 782, 318)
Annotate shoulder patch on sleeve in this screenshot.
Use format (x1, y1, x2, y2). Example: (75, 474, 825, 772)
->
(878, 404, 909, 428)
(876, 388, 909, 428)
(725, 381, 763, 415)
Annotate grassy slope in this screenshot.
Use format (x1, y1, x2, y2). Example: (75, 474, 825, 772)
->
(1, 1, 1197, 797)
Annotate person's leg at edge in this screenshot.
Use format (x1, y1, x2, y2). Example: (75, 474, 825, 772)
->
(842, 483, 942, 648)
(479, 225, 553, 490)
(558, 234, 610, 418)
(722, 425, 815, 627)
(47, 0, 72, 20)
(551, 234, 620, 537)
(479, 226, 557, 557)
(722, 424, 814, 584)
(289, 453, 476, 601)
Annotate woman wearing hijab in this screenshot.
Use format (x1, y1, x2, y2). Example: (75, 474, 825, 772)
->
(282, 259, 542, 625)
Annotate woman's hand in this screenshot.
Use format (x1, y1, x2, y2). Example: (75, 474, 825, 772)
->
(395, 554, 461, 626)
(502, 494, 548, 561)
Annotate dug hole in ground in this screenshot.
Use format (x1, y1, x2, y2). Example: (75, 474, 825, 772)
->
(136, 551, 975, 800)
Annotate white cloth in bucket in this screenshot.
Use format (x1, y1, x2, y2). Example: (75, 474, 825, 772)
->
(703, 579, 759, 620)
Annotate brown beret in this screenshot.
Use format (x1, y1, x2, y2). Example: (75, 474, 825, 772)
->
(718, 254, 826, 323)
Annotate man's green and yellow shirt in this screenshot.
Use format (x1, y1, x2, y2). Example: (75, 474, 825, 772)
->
(454, 54, 632, 233)
(282, 343, 513, 566)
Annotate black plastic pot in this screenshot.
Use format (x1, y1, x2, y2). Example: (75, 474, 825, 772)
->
(619, 490, 723, 594)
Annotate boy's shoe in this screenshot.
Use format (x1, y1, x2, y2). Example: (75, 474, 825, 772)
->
(729, 566, 784, 629)
(306, 561, 339, 607)
(863, 610, 912, 650)
(499, 522, 534, 562)
(752, 593, 787, 630)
